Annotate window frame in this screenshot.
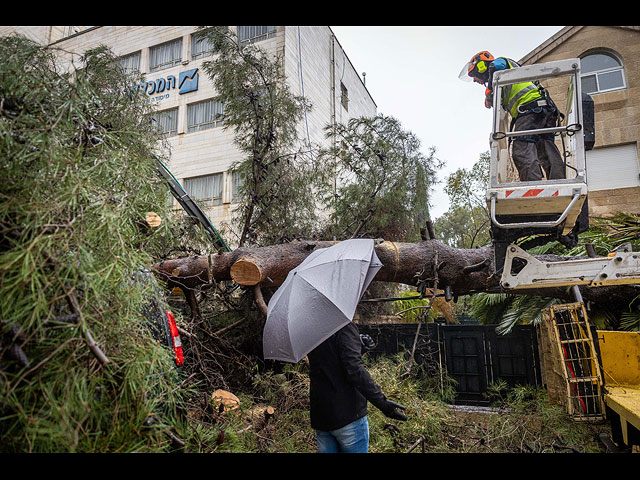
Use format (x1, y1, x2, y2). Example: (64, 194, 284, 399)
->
(580, 50, 626, 95)
(340, 82, 349, 111)
(231, 170, 243, 203)
(183, 172, 224, 207)
(237, 26, 277, 44)
(118, 51, 141, 74)
(149, 38, 183, 73)
(191, 32, 213, 60)
(152, 108, 179, 138)
(187, 98, 225, 133)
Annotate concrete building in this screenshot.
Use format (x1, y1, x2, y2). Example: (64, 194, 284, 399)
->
(520, 26, 640, 217)
(1, 26, 377, 238)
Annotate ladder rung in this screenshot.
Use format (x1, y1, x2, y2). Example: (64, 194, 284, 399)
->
(555, 321, 589, 326)
(559, 338, 591, 345)
(567, 376, 601, 383)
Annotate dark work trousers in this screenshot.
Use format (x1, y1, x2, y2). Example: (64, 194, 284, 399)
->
(511, 107, 565, 181)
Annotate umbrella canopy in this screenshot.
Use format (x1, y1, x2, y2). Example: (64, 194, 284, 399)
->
(262, 239, 382, 363)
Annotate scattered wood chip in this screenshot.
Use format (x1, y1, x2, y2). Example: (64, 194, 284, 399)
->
(212, 389, 240, 412)
(145, 211, 162, 227)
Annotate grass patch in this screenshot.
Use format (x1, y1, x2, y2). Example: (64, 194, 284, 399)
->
(180, 354, 610, 453)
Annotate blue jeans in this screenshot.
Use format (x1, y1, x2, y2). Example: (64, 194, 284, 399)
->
(315, 416, 369, 453)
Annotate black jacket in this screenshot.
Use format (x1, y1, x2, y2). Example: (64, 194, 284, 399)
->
(307, 322, 389, 431)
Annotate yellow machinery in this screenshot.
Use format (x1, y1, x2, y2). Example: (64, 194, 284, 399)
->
(597, 330, 640, 447)
(541, 306, 640, 448)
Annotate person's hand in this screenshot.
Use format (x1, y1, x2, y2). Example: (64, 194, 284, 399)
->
(359, 333, 376, 352)
(382, 400, 407, 421)
(484, 87, 493, 109)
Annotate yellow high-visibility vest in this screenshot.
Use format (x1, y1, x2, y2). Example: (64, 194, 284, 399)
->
(499, 57, 543, 118)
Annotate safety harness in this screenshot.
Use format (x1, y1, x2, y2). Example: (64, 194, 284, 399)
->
(509, 82, 564, 143)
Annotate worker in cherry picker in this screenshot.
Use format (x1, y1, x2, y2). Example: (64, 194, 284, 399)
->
(461, 51, 565, 182)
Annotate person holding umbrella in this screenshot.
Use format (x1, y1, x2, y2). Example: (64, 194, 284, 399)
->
(307, 322, 407, 453)
(262, 239, 408, 453)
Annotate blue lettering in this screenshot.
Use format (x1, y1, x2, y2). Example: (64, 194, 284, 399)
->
(136, 69, 198, 98)
(149, 93, 170, 102)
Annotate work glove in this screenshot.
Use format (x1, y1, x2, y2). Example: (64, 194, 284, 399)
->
(381, 399, 407, 421)
(359, 333, 376, 352)
(484, 87, 493, 109)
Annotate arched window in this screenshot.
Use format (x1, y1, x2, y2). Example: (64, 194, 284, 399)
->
(580, 51, 626, 94)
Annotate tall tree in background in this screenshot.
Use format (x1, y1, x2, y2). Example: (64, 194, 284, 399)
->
(435, 152, 491, 249)
(198, 26, 317, 247)
(199, 27, 441, 248)
(316, 114, 442, 242)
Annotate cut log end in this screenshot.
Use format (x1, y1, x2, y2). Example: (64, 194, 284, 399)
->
(230, 259, 263, 285)
(265, 406, 275, 420)
(145, 211, 162, 228)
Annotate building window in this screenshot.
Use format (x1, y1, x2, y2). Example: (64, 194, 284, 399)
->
(231, 170, 243, 202)
(184, 173, 223, 206)
(118, 51, 141, 74)
(191, 32, 213, 60)
(187, 99, 224, 132)
(340, 82, 349, 111)
(152, 108, 178, 137)
(580, 51, 625, 94)
(238, 26, 276, 44)
(149, 38, 183, 72)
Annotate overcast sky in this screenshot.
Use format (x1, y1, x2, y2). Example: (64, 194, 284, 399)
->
(328, 25, 565, 219)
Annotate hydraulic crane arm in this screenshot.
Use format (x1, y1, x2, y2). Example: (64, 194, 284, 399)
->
(155, 157, 231, 253)
(501, 244, 640, 289)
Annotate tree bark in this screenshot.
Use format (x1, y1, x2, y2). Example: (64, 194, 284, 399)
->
(152, 239, 639, 309)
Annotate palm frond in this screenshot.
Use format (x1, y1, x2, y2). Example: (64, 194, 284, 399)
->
(586, 306, 618, 330)
(619, 294, 640, 331)
(496, 296, 561, 335)
(469, 292, 515, 325)
(619, 311, 640, 331)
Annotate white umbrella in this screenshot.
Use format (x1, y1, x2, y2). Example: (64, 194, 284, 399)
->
(262, 239, 382, 363)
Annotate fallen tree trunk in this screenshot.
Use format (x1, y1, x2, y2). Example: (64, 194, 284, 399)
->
(152, 239, 639, 309)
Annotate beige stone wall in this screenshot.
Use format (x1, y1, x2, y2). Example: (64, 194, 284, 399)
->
(0, 26, 94, 45)
(522, 26, 640, 216)
(588, 186, 640, 217)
